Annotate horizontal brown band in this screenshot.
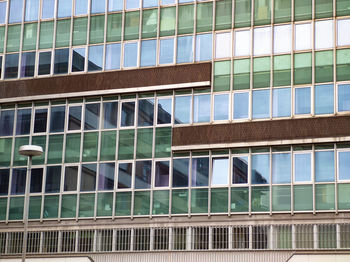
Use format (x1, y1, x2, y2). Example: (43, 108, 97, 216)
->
(172, 116, 350, 147)
(0, 63, 211, 100)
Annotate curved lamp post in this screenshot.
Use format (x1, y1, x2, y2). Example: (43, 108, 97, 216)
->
(19, 145, 43, 262)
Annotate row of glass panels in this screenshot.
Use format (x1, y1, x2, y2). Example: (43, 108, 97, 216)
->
(2, 0, 350, 26)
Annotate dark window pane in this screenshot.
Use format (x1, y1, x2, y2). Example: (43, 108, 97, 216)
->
(191, 157, 209, 187)
(155, 161, 169, 187)
(103, 102, 118, 129)
(84, 103, 100, 130)
(45, 166, 61, 193)
(135, 161, 152, 189)
(64, 166, 78, 191)
(16, 109, 32, 135)
(121, 102, 135, 127)
(20, 52, 35, 77)
(11, 168, 27, 195)
(50, 106, 65, 132)
(0, 110, 15, 136)
(30, 168, 43, 193)
(157, 98, 172, 124)
(34, 109, 47, 133)
(172, 158, 189, 187)
(138, 99, 154, 126)
(233, 156, 248, 184)
(54, 48, 69, 74)
(98, 163, 115, 190)
(38, 51, 51, 75)
(5, 53, 19, 79)
(72, 48, 85, 72)
(0, 169, 10, 195)
(81, 164, 97, 191)
(68, 106, 82, 130)
(118, 163, 132, 188)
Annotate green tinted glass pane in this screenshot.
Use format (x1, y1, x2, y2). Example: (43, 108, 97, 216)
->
(124, 11, 140, 40)
(251, 186, 269, 212)
(216, 0, 232, 30)
(294, 53, 312, 85)
(316, 184, 335, 210)
(214, 60, 231, 92)
(172, 189, 188, 214)
(191, 188, 208, 214)
(273, 55, 291, 87)
(233, 59, 250, 90)
(32, 136, 46, 165)
(231, 187, 249, 212)
(315, 51, 334, 83)
(254, 0, 271, 25)
(155, 127, 171, 158)
(160, 7, 175, 36)
(61, 194, 77, 218)
(234, 0, 251, 28)
(73, 17, 88, 46)
(336, 49, 350, 81)
(272, 185, 291, 211)
(142, 9, 158, 39)
(65, 133, 81, 163)
(253, 57, 270, 89)
(0, 198, 7, 220)
(43, 195, 59, 218)
(294, 185, 312, 211)
(47, 135, 63, 164)
(90, 15, 105, 44)
(152, 190, 169, 215)
(29, 196, 42, 219)
(118, 129, 134, 160)
(274, 0, 291, 23)
(0, 26, 4, 53)
(136, 128, 153, 159)
(0, 138, 12, 167)
(337, 0, 350, 16)
(23, 23, 38, 51)
(315, 0, 333, 19)
(107, 13, 122, 42)
(79, 193, 95, 217)
(294, 0, 312, 21)
(100, 131, 116, 161)
(134, 191, 150, 215)
(115, 192, 131, 216)
(39, 21, 54, 49)
(338, 184, 350, 210)
(56, 19, 71, 47)
(13, 137, 29, 166)
(7, 24, 21, 52)
(211, 188, 228, 213)
(97, 193, 113, 217)
(196, 3, 213, 33)
(178, 5, 194, 35)
(9, 197, 24, 220)
(82, 132, 98, 162)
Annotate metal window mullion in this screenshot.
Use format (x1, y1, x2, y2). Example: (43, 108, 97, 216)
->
(67, 0, 74, 74)
(269, 148, 272, 215)
(312, 145, 316, 214)
(34, 0, 43, 77)
(137, 6, 142, 68)
(311, 20, 315, 117)
(174, 3, 178, 64)
(120, 9, 125, 68)
(51, 0, 59, 77)
(291, 146, 294, 215)
(17, 0, 27, 80)
(168, 153, 173, 217)
(131, 97, 139, 219)
(112, 97, 121, 221)
(102, 0, 108, 71)
(94, 98, 103, 220)
(0, 0, 10, 80)
(85, 0, 92, 72)
(208, 150, 212, 216)
(248, 148, 252, 215)
(150, 95, 156, 219)
(228, 149, 232, 216)
(155, 4, 160, 66)
(334, 145, 338, 214)
(188, 151, 192, 217)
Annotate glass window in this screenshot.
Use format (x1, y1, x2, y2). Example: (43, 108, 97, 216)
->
(134, 191, 150, 215)
(13, 137, 29, 166)
(338, 151, 350, 180)
(157, 98, 172, 124)
(50, 106, 65, 132)
(121, 102, 135, 126)
(89, 15, 105, 44)
(215, 32, 232, 59)
(68, 106, 82, 130)
(274, 0, 291, 23)
(272, 153, 291, 183)
(124, 11, 139, 40)
(97, 193, 113, 216)
(65, 134, 81, 163)
(160, 7, 175, 37)
(0, 138, 12, 167)
(118, 163, 132, 188)
(0, 28, 4, 53)
(338, 184, 350, 210)
(172, 189, 188, 214)
(191, 158, 209, 187)
(315, 151, 335, 182)
(233, 92, 249, 120)
(272, 185, 291, 211)
(252, 90, 270, 119)
(193, 94, 210, 123)
(43, 195, 59, 218)
(98, 163, 115, 190)
(295, 23, 311, 51)
(254, 27, 271, 56)
(102, 102, 118, 129)
(178, 5, 194, 34)
(315, 84, 334, 115)
(79, 193, 95, 217)
(7, 25, 21, 52)
(159, 38, 174, 64)
(142, 9, 157, 38)
(272, 88, 291, 118)
(11, 168, 26, 195)
(153, 190, 169, 215)
(294, 0, 312, 21)
(91, 0, 105, 13)
(5, 53, 19, 79)
(100, 130, 116, 161)
(254, 0, 271, 25)
(39, 21, 54, 49)
(72, 48, 85, 72)
(173, 158, 189, 187)
(118, 130, 135, 160)
(315, 0, 333, 18)
(16, 109, 31, 135)
(191, 188, 208, 213)
(337, 0, 350, 16)
(214, 94, 229, 121)
(57, 0, 72, 18)
(80, 164, 97, 191)
(251, 186, 270, 212)
(21, 26, 37, 52)
(315, 184, 335, 210)
(115, 192, 131, 216)
(105, 43, 121, 70)
(231, 187, 249, 212)
(38, 52, 51, 75)
(141, 40, 156, 67)
(294, 185, 313, 211)
(108, 0, 122, 10)
(42, 0, 55, 19)
(234, 30, 250, 57)
(73, 17, 88, 46)
(315, 20, 334, 50)
(88, 45, 103, 71)
(195, 34, 212, 62)
(155, 161, 169, 187)
(54, 48, 69, 74)
(82, 132, 98, 162)
(138, 99, 154, 126)
(177, 35, 193, 63)
(135, 161, 152, 189)
(123, 42, 138, 68)
(107, 13, 122, 42)
(315, 51, 334, 83)
(211, 188, 228, 213)
(232, 156, 248, 184)
(294, 53, 312, 85)
(34, 109, 47, 133)
(9, 197, 24, 220)
(337, 49, 350, 81)
(338, 19, 350, 46)
(273, 55, 291, 87)
(234, 0, 250, 28)
(214, 60, 231, 91)
(64, 166, 78, 191)
(233, 59, 250, 90)
(84, 103, 100, 130)
(28, 195, 41, 219)
(47, 134, 64, 164)
(0, 2, 7, 24)
(155, 127, 171, 158)
(0, 169, 9, 195)
(20, 52, 36, 77)
(126, 0, 140, 9)
(197, 2, 212, 33)
(294, 153, 311, 182)
(253, 56, 270, 88)
(144, 0, 157, 7)
(25, 0, 39, 21)
(295, 87, 311, 115)
(75, 0, 88, 15)
(274, 24, 291, 54)
(251, 154, 270, 184)
(338, 84, 350, 112)
(136, 128, 153, 159)
(0, 110, 15, 136)
(9, 0, 23, 23)
(175, 96, 191, 124)
(45, 166, 61, 193)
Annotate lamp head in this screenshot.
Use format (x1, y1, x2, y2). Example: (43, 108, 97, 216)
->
(19, 145, 43, 157)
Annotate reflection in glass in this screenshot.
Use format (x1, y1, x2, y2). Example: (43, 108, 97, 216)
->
(5, 53, 19, 79)
(72, 48, 85, 72)
(91, 0, 105, 13)
(157, 98, 172, 124)
(339, 151, 350, 180)
(138, 99, 154, 126)
(159, 38, 174, 64)
(295, 23, 311, 50)
(254, 27, 271, 56)
(75, 0, 88, 15)
(98, 163, 115, 190)
(274, 24, 291, 54)
(172, 158, 189, 187)
(50, 106, 65, 132)
(141, 40, 157, 67)
(191, 157, 209, 187)
(0, 2, 7, 24)
(294, 153, 311, 182)
(105, 43, 121, 70)
(234, 30, 250, 57)
(21, 52, 36, 77)
(121, 102, 135, 127)
(315, 151, 335, 182)
(135, 161, 152, 189)
(155, 161, 169, 187)
(124, 42, 138, 68)
(214, 94, 229, 121)
(54, 48, 69, 74)
(234, 92, 249, 119)
(88, 45, 103, 71)
(212, 158, 229, 185)
(109, 0, 123, 11)
(38, 51, 51, 75)
(175, 96, 191, 124)
(315, 20, 334, 50)
(103, 102, 118, 129)
(9, 0, 23, 23)
(42, 0, 55, 19)
(273, 88, 291, 117)
(118, 163, 132, 188)
(16, 109, 31, 135)
(233, 156, 248, 184)
(177, 35, 193, 63)
(0, 110, 15, 136)
(57, 0, 72, 18)
(216, 32, 232, 58)
(68, 106, 82, 130)
(64, 166, 78, 191)
(84, 103, 100, 130)
(126, 0, 140, 9)
(193, 95, 210, 123)
(195, 33, 212, 61)
(337, 19, 350, 46)
(25, 0, 39, 21)
(251, 154, 270, 184)
(272, 153, 291, 183)
(315, 85, 334, 115)
(253, 90, 270, 119)
(81, 164, 97, 191)
(34, 109, 48, 133)
(338, 84, 350, 112)
(11, 168, 26, 195)
(45, 166, 61, 193)
(295, 87, 311, 114)
(30, 168, 43, 193)
(251, 186, 270, 212)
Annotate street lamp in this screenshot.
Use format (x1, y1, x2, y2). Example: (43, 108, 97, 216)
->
(19, 145, 43, 262)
